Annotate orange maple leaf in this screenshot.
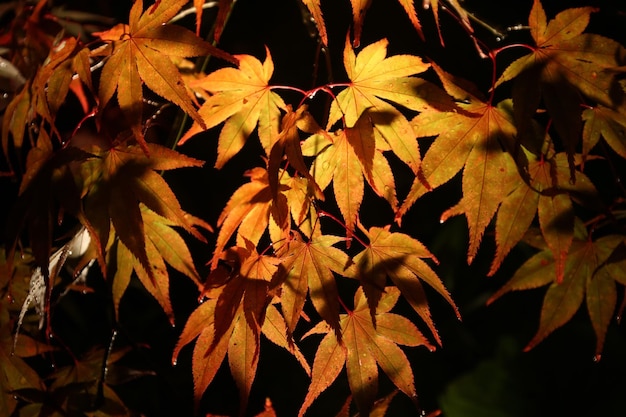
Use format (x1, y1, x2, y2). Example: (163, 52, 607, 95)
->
(299, 287, 433, 416)
(179, 47, 286, 168)
(94, 0, 234, 153)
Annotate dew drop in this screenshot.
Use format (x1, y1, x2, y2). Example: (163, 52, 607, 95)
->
(591, 71, 597, 79)
(439, 218, 444, 224)
(172, 359, 178, 366)
(495, 36, 502, 42)
(616, 315, 622, 324)
(593, 354, 601, 362)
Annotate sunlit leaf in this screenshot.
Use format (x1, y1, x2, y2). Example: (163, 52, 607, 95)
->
(179, 47, 286, 167)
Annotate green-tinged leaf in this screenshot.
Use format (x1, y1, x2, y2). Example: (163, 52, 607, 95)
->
(582, 105, 626, 160)
(487, 250, 556, 305)
(524, 244, 589, 351)
(586, 268, 616, 357)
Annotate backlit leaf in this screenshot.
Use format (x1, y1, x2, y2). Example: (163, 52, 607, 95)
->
(300, 287, 430, 416)
(352, 226, 458, 345)
(95, 0, 234, 152)
(179, 48, 286, 167)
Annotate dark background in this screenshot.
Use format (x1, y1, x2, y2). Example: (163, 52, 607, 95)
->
(3, 0, 626, 416)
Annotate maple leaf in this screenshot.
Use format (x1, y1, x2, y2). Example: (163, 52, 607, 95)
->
(299, 287, 433, 416)
(275, 232, 352, 338)
(351, 226, 459, 345)
(95, 0, 235, 153)
(582, 104, 626, 161)
(178, 47, 286, 168)
(328, 37, 430, 131)
(112, 206, 202, 323)
(300, 0, 328, 46)
(488, 223, 624, 356)
(348, 1, 423, 47)
(397, 64, 519, 265)
(490, 151, 599, 281)
(5, 131, 95, 289)
(173, 243, 308, 415)
(82, 142, 206, 282)
(495, 0, 626, 176)
(194, 0, 234, 41)
(210, 166, 286, 269)
(268, 104, 324, 200)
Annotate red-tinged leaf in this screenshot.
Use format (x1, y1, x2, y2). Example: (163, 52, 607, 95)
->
(268, 105, 324, 200)
(211, 167, 284, 269)
(300, 0, 327, 46)
(524, 242, 590, 351)
(376, 313, 433, 349)
(396, 0, 423, 39)
(179, 48, 286, 167)
(213, 0, 235, 42)
(298, 332, 347, 417)
(0, 298, 45, 416)
(343, 310, 379, 415)
(582, 105, 626, 161)
(1, 79, 31, 156)
(328, 37, 431, 129)
(349, 0, 372, 47)
(261, 304, 311, 376)
(308, 125, 364, 230)
(496, 0, 625, 173)
(398, 71, 518, 229)
(228, 315, 259, 416)
(586, 268, 616, 357)
(278, 233, 351, 337)
(487, 250, 557, 305)
(173, 299, 216, 364)
(95, 0, 234, 151)
(537, 193, 573, 283)
(352, 226, 458, 345)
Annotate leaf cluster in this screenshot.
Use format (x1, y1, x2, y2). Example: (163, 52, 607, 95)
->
(1, 0, 625, 416)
